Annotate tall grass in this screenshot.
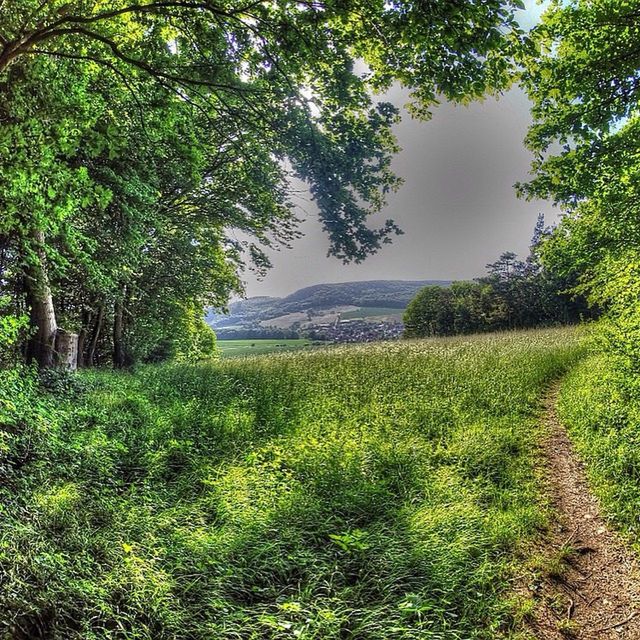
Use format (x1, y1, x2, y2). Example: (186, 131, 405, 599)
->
(558, 348, 640, 543)
(0, 328, 584, 639)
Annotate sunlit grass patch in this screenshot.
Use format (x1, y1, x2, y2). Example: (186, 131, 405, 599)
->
(558, 351, 640, 544)
(0, 327, 584, 638)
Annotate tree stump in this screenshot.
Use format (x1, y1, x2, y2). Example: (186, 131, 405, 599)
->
(55, 330, 79, 371)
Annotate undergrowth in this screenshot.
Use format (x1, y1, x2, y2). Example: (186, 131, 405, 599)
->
(0, 328, 584, 639)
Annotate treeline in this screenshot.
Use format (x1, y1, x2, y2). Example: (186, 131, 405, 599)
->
(0, 1, 524, 370)
(505, 0, 640, 377)
(404, 217, 593, 338)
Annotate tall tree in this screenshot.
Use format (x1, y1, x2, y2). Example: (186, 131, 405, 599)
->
(520, 0, 640, 366)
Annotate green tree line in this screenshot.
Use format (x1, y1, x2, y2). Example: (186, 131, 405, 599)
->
(404, 216, 593, 338)
(0, 0, 525, 368)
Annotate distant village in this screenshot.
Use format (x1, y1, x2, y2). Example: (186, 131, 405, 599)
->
(215, 317, 405, 343)
(305, 318, 404, 343)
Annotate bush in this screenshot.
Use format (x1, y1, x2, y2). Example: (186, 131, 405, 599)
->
(0, 296, 29, 366)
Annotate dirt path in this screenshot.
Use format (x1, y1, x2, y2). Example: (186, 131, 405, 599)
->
(519, 385, 640, 639)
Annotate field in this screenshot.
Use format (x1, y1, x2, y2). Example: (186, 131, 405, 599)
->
(0, 328, 585, 639)
(340, 307, 404, 321)
(254, 306, 404, 330)
(217, 339, 319, 358)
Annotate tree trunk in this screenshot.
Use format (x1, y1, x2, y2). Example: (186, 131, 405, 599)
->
(113, 295, 125, 368)
(76, 328, 87, 368)
(76, 309, 92, 368)
(87, 304, 104, 367)
(24, 229, 58, 368)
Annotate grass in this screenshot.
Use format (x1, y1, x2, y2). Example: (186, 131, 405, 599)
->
(217, 339, 320, 358)
(558, 349, 640, 545)
(0, 328, 585, 639)
(340, 307, 404, 320)
(527, 544, 576, 581)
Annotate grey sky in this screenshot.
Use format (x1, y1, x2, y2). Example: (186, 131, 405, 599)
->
(241, 2, 550, 298)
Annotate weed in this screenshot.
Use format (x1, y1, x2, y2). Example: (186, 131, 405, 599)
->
(529, 544, 576, 581)
(557, 618, 579, 636)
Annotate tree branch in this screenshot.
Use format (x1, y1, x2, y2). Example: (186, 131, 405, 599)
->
(33, 0, 265, 33)
(26, 26, 261, 93)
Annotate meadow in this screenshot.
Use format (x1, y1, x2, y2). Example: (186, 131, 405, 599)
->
(0, 328, 585, 639)
(217, 339, 318, 358)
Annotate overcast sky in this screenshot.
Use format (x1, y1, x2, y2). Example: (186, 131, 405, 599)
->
(240, 1, 550, 298)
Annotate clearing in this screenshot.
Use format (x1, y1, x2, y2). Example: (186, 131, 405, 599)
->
(0, 328, 592, 638)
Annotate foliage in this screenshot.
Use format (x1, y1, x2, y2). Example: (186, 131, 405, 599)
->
(0, 0, 526, 368)
(0, 296, 29, 366)
(129, 302, 218, 364)
(521, 0, 640, 370)
(403, 222, 589, 338)
(0, 328, 584, 638)
(403, 285, 455, 337)
(0, 366, 61, 496)
(172, 306, 218, 363)
(38, 367, 91, 397)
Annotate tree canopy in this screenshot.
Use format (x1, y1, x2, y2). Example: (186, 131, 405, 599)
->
(521, 0, 640, 369)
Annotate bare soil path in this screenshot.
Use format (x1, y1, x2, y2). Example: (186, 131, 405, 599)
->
(520, 385, 640, 639)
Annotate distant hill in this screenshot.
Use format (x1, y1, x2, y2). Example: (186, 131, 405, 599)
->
(207, 280, 450, 333)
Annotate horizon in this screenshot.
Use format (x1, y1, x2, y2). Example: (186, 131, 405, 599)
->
(233, 277, 454, 302)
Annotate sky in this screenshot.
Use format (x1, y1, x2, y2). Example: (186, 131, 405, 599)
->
(240, 1, 550, 299)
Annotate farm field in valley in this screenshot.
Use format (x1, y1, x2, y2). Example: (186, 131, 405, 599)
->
(217, 338, 322, 357)
(0, 327, 586, 639)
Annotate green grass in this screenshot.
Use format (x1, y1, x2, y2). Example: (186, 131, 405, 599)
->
(558, 350, 640, 544)
(340, 307, 403, 320)
(0, 328, 585, 639)
(217, 339, 320, 358)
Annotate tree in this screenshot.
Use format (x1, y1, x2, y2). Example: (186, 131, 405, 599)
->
(0, 1, 526, 366)
(404, 286, 454, 338)
(520, 0, 640, 366)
